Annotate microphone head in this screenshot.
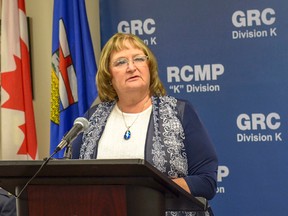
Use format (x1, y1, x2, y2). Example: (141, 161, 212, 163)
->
(73, 117, 89, 132)
(55, 117, 89, 153)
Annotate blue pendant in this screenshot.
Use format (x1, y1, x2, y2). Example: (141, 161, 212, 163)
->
(124, 130, 131, 140)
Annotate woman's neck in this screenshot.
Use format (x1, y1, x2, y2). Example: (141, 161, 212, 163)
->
(117, 94, 151, 113)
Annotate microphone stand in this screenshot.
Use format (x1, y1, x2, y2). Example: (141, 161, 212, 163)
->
(63, 144, 72, 159)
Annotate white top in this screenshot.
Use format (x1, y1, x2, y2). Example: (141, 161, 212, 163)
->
(97, 104, 152, 159)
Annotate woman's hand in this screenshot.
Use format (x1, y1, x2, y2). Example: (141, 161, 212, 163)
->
(172, 178, 191, 194)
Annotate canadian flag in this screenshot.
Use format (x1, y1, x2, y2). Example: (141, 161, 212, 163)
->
(0, 0, 38, 160)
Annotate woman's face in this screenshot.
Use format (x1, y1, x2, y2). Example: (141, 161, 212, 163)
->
(109, 42, 150, 97)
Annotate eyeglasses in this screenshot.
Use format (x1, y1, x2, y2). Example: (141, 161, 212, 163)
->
(111, 55, 149, 69)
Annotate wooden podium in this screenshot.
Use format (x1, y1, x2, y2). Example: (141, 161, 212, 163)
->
(0, 159, 207, 216)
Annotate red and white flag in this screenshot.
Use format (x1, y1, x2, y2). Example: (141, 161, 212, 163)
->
(0, 0, 38, 160)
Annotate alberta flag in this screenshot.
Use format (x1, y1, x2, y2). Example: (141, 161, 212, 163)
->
(50, 0, 97, 158)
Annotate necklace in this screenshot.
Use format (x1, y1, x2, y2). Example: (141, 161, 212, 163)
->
(120, 97, 150, 140)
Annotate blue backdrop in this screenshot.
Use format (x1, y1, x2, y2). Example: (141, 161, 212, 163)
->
(99, 1, 288, 215)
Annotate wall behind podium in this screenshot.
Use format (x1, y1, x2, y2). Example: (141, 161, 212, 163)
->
(99, 0, 288, 215)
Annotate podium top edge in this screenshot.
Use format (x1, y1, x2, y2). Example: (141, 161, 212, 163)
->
(0, 158, 146, 165)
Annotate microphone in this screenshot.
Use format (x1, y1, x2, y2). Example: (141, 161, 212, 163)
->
(15, 117, 89, 198)
(55, 117, 89, 153)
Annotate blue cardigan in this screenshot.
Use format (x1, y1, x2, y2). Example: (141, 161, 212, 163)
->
(74, 96, 218, 201)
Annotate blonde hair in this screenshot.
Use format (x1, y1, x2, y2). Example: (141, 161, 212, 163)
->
(96, 33, 166, 102)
